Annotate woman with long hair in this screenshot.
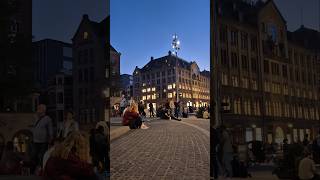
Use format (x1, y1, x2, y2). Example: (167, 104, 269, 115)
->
(43, 132, 97, 180)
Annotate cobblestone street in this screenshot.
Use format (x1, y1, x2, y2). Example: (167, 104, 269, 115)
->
(110, 118, 210, 180)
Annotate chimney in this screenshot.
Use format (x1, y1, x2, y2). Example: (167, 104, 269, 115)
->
(151, 56, 154, 60)
(83, 14, 89, 20)
(168, 51, 172, 56)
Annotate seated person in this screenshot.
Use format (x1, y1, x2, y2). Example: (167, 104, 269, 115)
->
(298, 150, 319, 180)
(0, 141, 25, 175)
(122, 103, 142, 129)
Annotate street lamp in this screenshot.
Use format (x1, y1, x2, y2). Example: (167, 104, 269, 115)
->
(172, 34, 181, 102)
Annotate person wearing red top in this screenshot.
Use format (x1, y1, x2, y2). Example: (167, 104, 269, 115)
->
(43, 132, 97, 180)
(122, 103, 142, 129)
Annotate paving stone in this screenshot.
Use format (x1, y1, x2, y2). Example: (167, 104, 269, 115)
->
(111, 118, 210, 179)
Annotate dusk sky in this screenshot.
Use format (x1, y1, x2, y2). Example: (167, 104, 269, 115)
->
(32, 0, 108, 43)
(112, 0, 319, 75)
(32, 1, 319, 75)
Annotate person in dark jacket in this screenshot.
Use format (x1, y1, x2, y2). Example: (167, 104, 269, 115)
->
(149, 103, 154, 117)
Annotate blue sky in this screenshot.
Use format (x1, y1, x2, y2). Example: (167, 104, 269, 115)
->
(111, 0, 210, 75)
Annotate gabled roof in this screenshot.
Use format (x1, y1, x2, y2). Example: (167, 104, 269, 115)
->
(72, 14, 108, 41)
(110, 45, 118, 53)
(287, 25, 320, 51)
(218, 0, 286, 26)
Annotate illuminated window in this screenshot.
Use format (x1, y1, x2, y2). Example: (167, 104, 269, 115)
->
(147, 95, 151, 100)
(142, 96, 146, 100)
(147, 88, 151, 92)
(152, 87, 156, 91)
(83, 32, 88, 39)
(152, 94, 156, 100)
(142, 83, 146, 86)
(168, 85, 172, 90)
(142, 89, 146, 93)
(168, 93, 173, 98)
(173, 83, 176, 88)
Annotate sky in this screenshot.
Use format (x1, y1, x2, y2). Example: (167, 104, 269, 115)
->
(32, 0, 319, 75)
(111, 0, 320, 75)
(32, 0, 108, 43)
(111, 0, 210, 75)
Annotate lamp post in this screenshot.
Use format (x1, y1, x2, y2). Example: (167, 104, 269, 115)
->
(172, 34, 181, 102)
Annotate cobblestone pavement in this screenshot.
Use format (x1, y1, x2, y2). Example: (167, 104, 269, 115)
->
(111, 118, 210, 180)
(181, 118, 210, 131)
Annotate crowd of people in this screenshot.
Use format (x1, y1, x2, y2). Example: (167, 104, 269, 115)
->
(211, 125, 320, 179)
(0, 104, 109, 179)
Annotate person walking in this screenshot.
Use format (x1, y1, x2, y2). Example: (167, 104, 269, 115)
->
(57, 111, 79, 139)
(32, 104, 53, 174)
(174, 101, 180, 118)
(149, 103, 154, 117)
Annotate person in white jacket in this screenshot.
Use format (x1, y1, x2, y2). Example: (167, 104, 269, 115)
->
(57, 111, 79, 139)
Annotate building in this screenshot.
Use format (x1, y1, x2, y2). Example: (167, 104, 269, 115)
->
(45, 72, 73, 133)
(120, 74, 133, 97)
(0, 0, 33, 112)
(110, 46, 121, 97)
(72, 15, 113, 124)
(214, 0, 320, 144)
(133, 51, 210, 110)
(32, 39, 73, 89)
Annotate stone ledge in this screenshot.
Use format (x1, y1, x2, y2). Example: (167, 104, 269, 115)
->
(110, 125, 130, 142)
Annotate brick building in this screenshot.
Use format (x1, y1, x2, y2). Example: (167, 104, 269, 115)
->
(213, 0, 320, 144)
(133, 51, 210, 110)
(72, 15, 110, 124)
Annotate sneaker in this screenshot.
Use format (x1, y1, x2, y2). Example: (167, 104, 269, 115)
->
(141, 124, 149, 129)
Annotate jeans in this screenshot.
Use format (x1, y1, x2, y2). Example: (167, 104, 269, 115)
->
(31, 143, 48, 171)
(129, 117, 142, 129)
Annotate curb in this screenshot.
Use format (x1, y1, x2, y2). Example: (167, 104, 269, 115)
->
(110, 125, 130, 142)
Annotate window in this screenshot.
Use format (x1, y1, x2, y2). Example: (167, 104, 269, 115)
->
(168, 85, 172, 90)
(233, 98, 241, 114)
(220, 26, 228, 43)
(231, 76, 239, 87)
(240, 32, 248, 49)
(242, 78, 249, 89)
(244, 100, 251, 115)
(231, 52, 238, 68)
(264, 60, 269, 73)
(241, 55, 248, 70)
(142, 89, 146, 93)
(296, 69, 300, 82)
(251, 80, 258, 90)
(152, 87, 156, 91)
(147, 95, 151, 100)
(282, 65, 287, 78)
(222, 73, 228, 86)
(83, 32, 88, 39)
(221, 49, 228, 66)
(251, 58, 257, 72)
(230, 30, 238, 46)
(147, 88, 151, 92)
(251, 36, 257, 52)
(142, 96, 146, 100)
(168, 93, 173, 98)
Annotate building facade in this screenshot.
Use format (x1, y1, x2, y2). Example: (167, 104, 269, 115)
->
(214, 0, 320, 144)
(32, 39, 73, 89)
(120, 74, 133, 97)
(45, 72, 73, 133)
(133, 51, 210, 110)
(73, 15, 115, 124)
(110, 46, 121, 97)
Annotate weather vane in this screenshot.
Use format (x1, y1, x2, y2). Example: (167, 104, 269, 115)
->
(171, 34, 180, 56)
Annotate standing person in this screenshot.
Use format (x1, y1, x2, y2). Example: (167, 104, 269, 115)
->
(312, 130, 320, 164)
(32, 104, 53, 173)
(169, 100, 175, 116)
(94, 126, 108, 176)
(174, 101, 180, 118)
(221, 125, 233, 177)
(119, 95, 127, 115)
(57, 111, 79, 139)
(149, 103, 154, 117)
